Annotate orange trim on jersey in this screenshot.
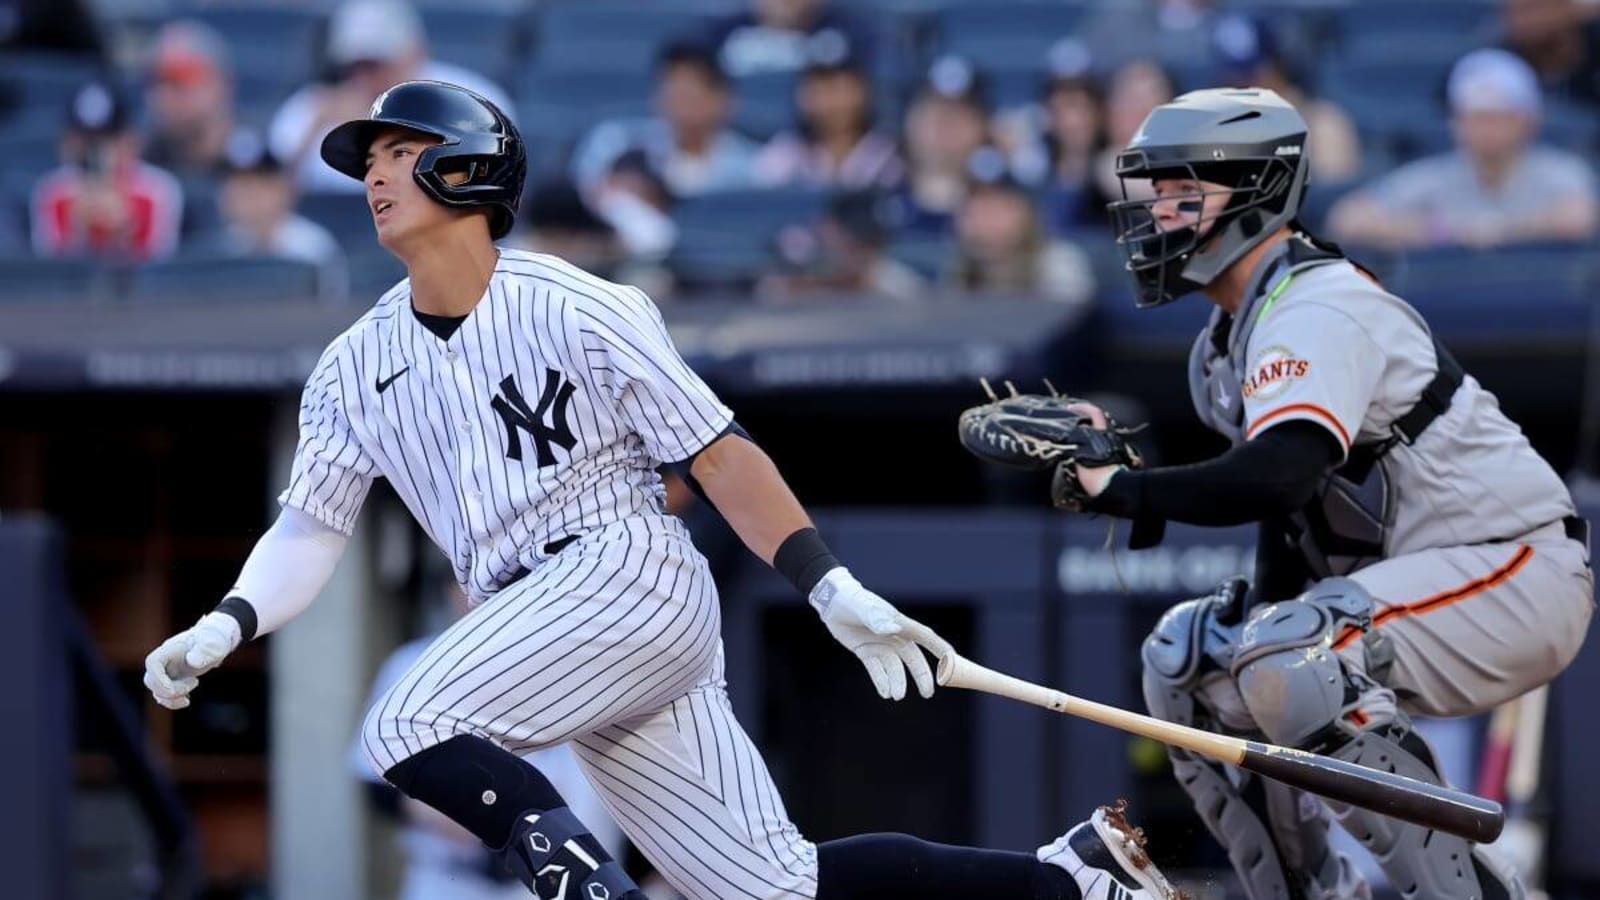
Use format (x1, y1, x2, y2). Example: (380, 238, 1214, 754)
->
(1331, 545, 1536, 651)
(1247, 402, 1351, 449)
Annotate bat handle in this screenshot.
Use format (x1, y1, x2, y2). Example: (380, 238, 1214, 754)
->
(1240, 742, 1505, 845)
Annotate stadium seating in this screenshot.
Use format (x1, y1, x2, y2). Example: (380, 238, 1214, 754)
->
(418, 5, 529, 88)
(514, 69, 655, 148)
(528, 3, 723, 75)
(0, 53, 106, 134)
(926, 2, 1091, 74)
(668, 188, 828, 290)
(127, 256, 325, 304)
(296, 193, 378, 253)
(731, 71, 801, 141)
(0, 257, 111, 304)
(179, 5, 325, 97)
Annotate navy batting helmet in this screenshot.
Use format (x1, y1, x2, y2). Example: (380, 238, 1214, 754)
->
(321, 80, 526, 239)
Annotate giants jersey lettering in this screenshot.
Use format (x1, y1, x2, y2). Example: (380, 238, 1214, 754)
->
(280, 248, 732, 602)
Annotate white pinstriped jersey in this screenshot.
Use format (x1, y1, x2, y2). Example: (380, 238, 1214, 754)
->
(280, 248, 734, 603)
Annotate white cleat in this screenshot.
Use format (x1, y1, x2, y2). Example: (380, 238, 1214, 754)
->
(1038, 801, 1181, 900)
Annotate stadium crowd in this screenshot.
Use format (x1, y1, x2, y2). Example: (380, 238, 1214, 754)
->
(0, 0, 1597, 307)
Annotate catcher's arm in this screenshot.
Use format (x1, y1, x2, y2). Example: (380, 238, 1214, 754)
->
(956, 382, 1341, 526)
(1086, 421, 1339, 525)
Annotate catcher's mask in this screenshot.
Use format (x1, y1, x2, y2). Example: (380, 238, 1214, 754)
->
(1108, 87, 1310, 308)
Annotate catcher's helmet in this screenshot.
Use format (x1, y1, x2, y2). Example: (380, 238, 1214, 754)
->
(321, 80, 526, 239)
(1108, 87, 1310, 308)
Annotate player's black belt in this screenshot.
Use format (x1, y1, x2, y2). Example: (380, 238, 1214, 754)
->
(501, 535, 581, 588)
(1564, 515, 1591, 561)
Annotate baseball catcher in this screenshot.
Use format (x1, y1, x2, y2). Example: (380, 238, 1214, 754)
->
(961, 88, 1593, 900)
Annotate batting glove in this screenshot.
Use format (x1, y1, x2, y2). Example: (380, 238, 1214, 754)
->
(143, 612, 242, 710)
(811, 568, 955, 701)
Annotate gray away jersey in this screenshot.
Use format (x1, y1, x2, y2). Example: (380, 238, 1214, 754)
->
(280, 248, 733, 603)
(1190, 258, 1574, 561)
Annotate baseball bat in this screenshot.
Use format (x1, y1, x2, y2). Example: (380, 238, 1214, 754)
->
(935, 651, 1504, 844)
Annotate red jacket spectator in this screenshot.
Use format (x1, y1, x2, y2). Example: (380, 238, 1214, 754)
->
(29, 81, 183, 262)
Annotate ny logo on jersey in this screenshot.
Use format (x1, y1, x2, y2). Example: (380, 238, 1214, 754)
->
(491, 368, 578, 466)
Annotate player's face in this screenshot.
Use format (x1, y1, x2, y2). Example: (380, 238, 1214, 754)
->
(363, 126, 467, 247)
(1149, 177, 1230, 234)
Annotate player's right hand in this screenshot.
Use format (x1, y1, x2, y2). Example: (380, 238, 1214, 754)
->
(143, 612, 242, 710)
(810, 568, 955, 701)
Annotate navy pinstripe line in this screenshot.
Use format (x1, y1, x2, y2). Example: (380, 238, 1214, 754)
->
(504, 548, 718, 747)
(370, 541, 610, 769)
(389, 316, 453, 548)
(425, 534, 645, 728)
(566, 763, 728, 900)
(421, 538, 615, 706)
(497, 528, 691, 735)
(579, 745, 804, 900)
(462, 285, 521, 580)
(374, 325, 447, 541)
(445, 314, 513, 592)
(400, 304, 474, 575)
(727, 688, 812, 880)
(413, 322, 479, 577)
(520, 285, 583, 555)
(577, 323, 723, 456)
(577, 731, 812, 897)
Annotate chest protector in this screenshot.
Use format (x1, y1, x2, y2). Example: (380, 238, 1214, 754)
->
(1186, 236, 1463, 577)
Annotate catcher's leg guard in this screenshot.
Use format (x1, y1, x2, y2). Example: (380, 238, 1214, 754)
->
(1233, 579, 1525, 900)
(1141, 583, 1366, 900)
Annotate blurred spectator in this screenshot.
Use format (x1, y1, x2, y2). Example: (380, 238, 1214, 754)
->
(514, 176, 672, 298)
(1327, 49, 1598, 249)
(1210, 14, 1363, 183)
(571, 43, 758, 198)
(899, 56, 993, 235)
(30, 81, 183, 262)
(1500, 0, 1600, 107)
(351, 583, 628, 900)
(997, 39, 1115, 232)
(760, 189, 927, 303)
(269, 0, 511, 194)
(945, 169, 1095, 307)
(590, 149, 678, 265)
(706, 0, 876, 79)
(753, 37, 903, 190)
(144, 21, 235, 176)
(1094, 59, 1176, 204)
(213, 130, 347, 301)
(1077, 0, 1219, 72)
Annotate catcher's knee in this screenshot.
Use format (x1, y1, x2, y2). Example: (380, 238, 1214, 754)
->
(1140, 579, 1252, 731)
(1230, 578, 1383, 750)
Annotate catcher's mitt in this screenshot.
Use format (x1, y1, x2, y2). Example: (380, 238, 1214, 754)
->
(957, 381, 1144, 511)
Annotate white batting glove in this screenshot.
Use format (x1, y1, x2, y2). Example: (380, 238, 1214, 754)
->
(811, 568, 955, 701)
(143, 612, 242, 710)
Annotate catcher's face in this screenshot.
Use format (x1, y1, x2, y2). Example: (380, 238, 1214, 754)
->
(1150, 177, 1232, 234)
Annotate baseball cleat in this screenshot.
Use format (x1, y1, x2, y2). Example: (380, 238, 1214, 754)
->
(1038, 800, 1180, 900)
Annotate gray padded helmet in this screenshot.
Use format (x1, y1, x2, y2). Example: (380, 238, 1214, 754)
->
(1108, 87, 1310, 307)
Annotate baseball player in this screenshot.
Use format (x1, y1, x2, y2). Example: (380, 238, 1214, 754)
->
(1034, 88, 1592, 899)
(141, 80, 1179, 900)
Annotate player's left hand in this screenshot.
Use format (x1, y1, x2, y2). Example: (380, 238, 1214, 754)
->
(810, 568, 955, 701)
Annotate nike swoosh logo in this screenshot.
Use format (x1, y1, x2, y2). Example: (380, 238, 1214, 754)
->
(375, 366, 410, 394)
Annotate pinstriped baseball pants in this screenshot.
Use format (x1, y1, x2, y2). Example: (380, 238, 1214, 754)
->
(360, 514, 820, 899)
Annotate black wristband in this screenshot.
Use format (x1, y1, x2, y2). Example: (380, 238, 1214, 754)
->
(215, 595, 259, 643)
(773, 527, 841, 597)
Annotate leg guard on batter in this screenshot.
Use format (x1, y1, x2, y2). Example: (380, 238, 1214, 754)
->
(383, 735, 644, 900)
(1141, 581, 1368, 900)
(1233, 579, 1524, 900)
